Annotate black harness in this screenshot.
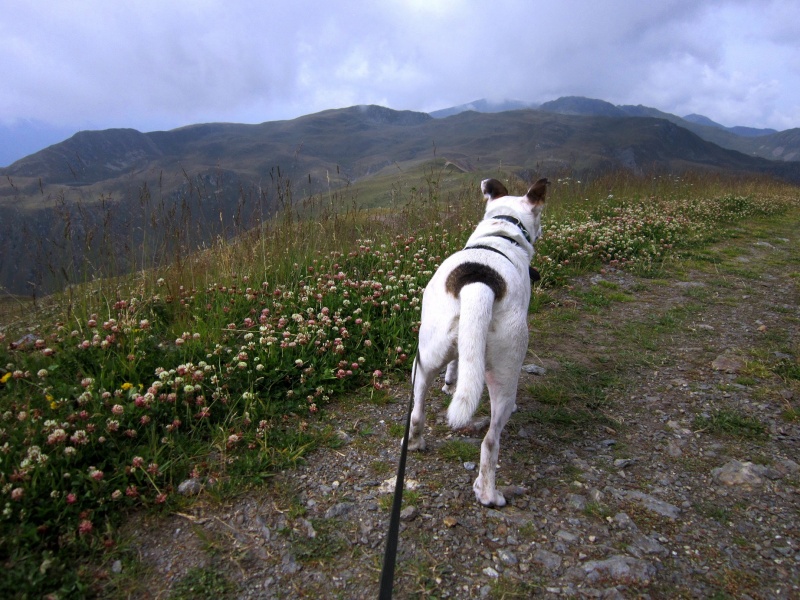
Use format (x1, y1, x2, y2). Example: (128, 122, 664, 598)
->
(462, 216, 540, 282)
(492, 214, 532, 244)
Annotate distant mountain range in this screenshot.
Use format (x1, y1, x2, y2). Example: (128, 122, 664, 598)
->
(432, 96, 788, 157)
(1, 98, 798, 296)
(1, 95, 793, 168)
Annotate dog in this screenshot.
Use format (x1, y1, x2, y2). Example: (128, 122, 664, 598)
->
(407, 177, 548, 507)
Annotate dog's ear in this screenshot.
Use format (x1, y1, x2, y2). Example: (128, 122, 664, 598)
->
(481, 178, 509, 201)
(526, 178, 549, 204)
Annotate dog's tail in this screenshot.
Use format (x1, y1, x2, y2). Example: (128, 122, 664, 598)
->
(447, 283, 494, 429)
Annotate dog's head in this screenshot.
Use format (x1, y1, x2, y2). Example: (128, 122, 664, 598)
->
(481, 178, 549, 242)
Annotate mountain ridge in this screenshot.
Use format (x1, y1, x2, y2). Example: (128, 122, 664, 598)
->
(2, 96, 790, 168)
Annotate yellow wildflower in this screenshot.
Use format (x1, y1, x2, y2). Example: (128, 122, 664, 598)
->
(0, 372, 11, 384)
(121, 382, 134, 391)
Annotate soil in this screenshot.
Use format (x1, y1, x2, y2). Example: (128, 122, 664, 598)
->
(109, 213, 800, 599)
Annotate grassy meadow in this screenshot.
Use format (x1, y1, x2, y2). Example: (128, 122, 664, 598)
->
(0, 165, 798, 597)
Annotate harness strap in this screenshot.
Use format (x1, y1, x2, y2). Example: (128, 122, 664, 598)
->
(463, 244, 540, 282)
(463, 243, 515, 263)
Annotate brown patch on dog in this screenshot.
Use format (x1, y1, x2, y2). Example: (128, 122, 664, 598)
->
(446, 262, 506, 300)
(526, 178, 550, 204)
(482, 178, 509, 201)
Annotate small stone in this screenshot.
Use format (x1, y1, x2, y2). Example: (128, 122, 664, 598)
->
(281, 554, 302, 575)
(522, 364, 547, 375)
(582, 555, 656, 585)
(614, 458, 634, 469)
(483, 566, 500, 578)
(334, 429, 353, 444)
(111, 560, 123, 574)
(613, 512, 639, 532)
(666, 421, 691, 435)
(712, 460, 765, 488)
(443, 516, 459, 528)
(498, 485, 526, 498)
(324, 502, 355, 519)
(498, 548, 518, 566)
(400, 506, 418, 521)
(533, 548, 562, 571)
(777, 459, 800, 475)
(711, 355, 744, 373)
(625, 491, 681, 519)
(281, 554, 303, 575)
(377, 477, 420, 494)
(464, 462, 476, 471)
(567, 494, 587, 510)
(666, 439, 683, 457)
(556, 530, 578, 543)
(177, 478, 203, 496)
(297, 518, 316, 539)
(631, 533, 668, 555)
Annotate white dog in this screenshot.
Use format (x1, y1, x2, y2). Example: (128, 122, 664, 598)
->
(407, 177, 548, 507)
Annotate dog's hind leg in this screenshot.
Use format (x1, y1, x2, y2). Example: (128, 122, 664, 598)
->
(441, 360, 458, 395)
(472, 367, 520, 507)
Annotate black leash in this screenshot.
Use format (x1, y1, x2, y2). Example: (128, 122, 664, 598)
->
(378, 357, 417, 599)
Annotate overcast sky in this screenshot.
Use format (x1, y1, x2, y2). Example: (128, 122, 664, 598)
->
(2, 0, 799, 142)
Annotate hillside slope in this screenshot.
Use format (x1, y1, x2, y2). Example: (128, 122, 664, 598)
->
(1, 106, 799, 296)
(115, 207, 800, 599)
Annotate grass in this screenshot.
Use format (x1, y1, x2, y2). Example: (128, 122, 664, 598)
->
(285, 518, 349, 563)
(378, 489, 421, 511)
(572, 282, 635, 310)
(169, 566, 237, 599)
(438, 439, 480, 463)
(693, 409, 768, 439)
(0, 169, 798, 597)
(516, 360, 621, 438)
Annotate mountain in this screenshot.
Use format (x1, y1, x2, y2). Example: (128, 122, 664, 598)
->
(0, 120, 78, 168)
(749, 128, 800, 161)
(1, 104, 799, 296)
(434, 96, 790, 161)
(430, 99, 537, 118)
(8, 128, 164, 183)
(683, 113, 725, 128)
(682, 113, 777, 138)
(539, 96, 627, 118)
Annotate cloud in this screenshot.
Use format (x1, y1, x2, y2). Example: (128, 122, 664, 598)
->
(0, 0, 798, 133)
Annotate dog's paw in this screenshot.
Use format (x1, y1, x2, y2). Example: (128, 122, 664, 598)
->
(473, 477, 507, 507)
(406, 436, 426, 452)
(475, 489, 506, 508)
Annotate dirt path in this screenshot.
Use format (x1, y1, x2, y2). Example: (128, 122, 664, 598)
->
(110, 211, 800, 599)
